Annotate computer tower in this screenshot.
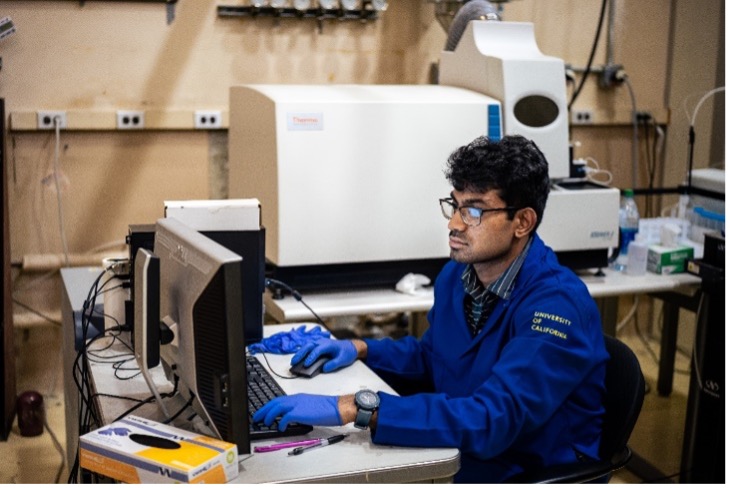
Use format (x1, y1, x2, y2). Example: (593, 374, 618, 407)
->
(202, 229, 265, 345)
(681, 234, 725, 483)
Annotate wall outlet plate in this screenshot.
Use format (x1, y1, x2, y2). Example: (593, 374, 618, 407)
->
(117, 110, 145, 130)
(571, 109, 594, 125)
(37, 111, 67, 129)
(194, 110, 222, 129)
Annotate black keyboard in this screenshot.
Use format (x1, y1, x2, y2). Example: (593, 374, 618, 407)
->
(246, 355, 313, 440)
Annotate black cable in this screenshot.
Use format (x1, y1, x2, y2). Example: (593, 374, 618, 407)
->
(163, 390, 195, 425)
(68, 268, 115, 483)
(265, 278, 327, 326)
(568, 0, 608, 110)
(256, 352, 298, 380)
(90, 392, 152, 404)
(111, 394, 158, 422)
(640, 115, 659, 216)
(685, 125, 695, 192)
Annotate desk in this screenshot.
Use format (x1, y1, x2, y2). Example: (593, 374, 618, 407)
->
(265, 268, 700, 322)
(265, 268, 702, 396)
(60, 268, 460, 485)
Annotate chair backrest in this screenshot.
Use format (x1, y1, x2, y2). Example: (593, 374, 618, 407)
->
(599, 335, 646, 462)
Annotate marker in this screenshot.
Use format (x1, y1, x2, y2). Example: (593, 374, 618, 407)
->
(253, 438, 322, 453)
(288, 434, 348, 456)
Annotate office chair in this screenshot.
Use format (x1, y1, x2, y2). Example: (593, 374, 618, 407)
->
(506, 334, 646, 483)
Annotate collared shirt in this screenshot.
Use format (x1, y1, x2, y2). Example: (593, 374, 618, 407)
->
(461, 236, 534, 336)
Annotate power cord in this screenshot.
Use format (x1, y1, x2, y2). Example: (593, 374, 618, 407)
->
(252, 352, 298, 380)
(579, 156, 613, 185)
(68, 268, 174, 483)
(265, 278, 327, 326)
(52, 115, 70, 267)
(568, 0, 608, 110)
(43, 415, 66, 484)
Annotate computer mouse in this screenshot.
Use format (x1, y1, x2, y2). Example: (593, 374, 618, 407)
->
(289, 356, 330, 379)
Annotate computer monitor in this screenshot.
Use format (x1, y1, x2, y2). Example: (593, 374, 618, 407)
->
(132, 248, 172, 420)
(154, 217, 250, 454)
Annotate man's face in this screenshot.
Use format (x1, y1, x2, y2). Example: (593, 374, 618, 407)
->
(446, 188, 520, 265)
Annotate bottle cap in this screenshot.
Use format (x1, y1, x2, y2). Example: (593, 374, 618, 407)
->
(623, 189, 634, 197)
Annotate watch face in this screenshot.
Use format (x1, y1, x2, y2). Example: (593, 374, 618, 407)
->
(356, 390, 379, 409)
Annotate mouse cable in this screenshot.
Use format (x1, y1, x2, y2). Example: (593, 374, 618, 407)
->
(265, 278, 327, 327)
(255, 352, 298, 380)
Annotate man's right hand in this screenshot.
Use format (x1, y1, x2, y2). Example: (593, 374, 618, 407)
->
(290, 338, 359, 373)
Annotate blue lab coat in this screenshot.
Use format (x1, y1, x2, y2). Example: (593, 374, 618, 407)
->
(364, 235, 609, 483)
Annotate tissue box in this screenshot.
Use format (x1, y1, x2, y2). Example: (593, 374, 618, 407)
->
(79, 416, 239, 484)
(647, 245, 694, 275)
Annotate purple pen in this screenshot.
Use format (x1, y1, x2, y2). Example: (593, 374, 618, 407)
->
(253, 438, 322, 453)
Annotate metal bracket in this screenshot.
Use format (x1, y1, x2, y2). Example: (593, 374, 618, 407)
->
(78, 1, 178, 25)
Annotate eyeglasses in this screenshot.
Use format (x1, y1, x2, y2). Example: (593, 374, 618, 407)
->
(439, 198, 516, 227)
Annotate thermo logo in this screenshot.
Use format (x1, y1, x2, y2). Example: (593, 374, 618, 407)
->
(287, 112, 324, 131)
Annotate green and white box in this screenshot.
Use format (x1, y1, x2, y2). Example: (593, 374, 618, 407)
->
(646, 244, 694, 275)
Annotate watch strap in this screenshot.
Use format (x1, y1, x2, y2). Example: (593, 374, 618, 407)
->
(354, 408, 373, 430)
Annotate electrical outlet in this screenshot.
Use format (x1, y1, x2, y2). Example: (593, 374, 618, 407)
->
(571, 109, 594, 125)
(635, 111, 653, 123)
(37, 111, 67, 130)
(194, 110, 222, 129)
(117, 110, 145, 130)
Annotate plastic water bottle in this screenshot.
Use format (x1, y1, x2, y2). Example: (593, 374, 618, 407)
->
(626, 234, 649, 276)
(614, 189, 640, 272)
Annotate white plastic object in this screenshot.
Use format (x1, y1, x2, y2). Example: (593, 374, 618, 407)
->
(395, 273, 431, 295)
(625, 238, 648, 276)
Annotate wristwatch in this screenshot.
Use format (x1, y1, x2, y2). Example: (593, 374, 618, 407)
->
(354, 389, 380, 430)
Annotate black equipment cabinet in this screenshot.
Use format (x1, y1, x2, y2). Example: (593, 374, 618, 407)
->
(680, 234, 725, 483)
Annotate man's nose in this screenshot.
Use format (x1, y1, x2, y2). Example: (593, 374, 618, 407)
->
(447, 211, 466, 232)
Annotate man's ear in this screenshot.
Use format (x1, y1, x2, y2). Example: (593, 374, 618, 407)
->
(514, 208, 537, 238)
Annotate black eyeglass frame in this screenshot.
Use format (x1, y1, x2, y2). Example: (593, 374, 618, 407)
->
(439, 197, 518, 226)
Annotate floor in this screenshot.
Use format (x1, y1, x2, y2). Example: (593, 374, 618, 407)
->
(0, 314, 694, 484)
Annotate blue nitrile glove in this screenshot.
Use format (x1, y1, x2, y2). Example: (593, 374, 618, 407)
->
(252, 393, 341, 431)
(290, 338, 358, 373)
(248, 325, 331, 354)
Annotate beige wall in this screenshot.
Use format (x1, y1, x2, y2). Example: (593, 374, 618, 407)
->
(2, 0, 724, 326)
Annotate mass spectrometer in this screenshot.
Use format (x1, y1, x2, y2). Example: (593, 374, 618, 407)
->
(229, 20, 619, 290)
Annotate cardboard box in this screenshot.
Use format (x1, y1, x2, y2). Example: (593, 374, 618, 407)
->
(647, 244, 694, 275)
(79, 416, 239, 484)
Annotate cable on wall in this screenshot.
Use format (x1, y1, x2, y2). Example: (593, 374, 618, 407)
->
(622, 75, 639, 189)
(568, 0, 608, 110)
(684, 86, 725, 190)
(52, 116, 70, 268)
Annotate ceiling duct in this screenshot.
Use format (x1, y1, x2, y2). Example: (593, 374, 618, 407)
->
(428, 1, 504, 43)
(443, 0, 501, 51)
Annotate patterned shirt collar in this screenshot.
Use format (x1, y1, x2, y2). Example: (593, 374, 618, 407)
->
(461, 235, 534, 300)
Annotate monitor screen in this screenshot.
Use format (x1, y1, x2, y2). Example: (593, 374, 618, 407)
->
(154, 217, 250, 454)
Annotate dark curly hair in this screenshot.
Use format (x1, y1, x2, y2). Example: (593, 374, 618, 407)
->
(444, 135, 551, 230)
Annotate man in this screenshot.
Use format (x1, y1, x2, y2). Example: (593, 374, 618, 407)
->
(254, 135, 609, 483)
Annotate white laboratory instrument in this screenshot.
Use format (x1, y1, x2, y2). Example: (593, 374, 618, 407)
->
(229, 20, 619, 289)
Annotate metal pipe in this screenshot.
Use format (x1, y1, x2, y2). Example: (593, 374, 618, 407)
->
(19, 253, 125, 272)
(606, 0, 616, 66)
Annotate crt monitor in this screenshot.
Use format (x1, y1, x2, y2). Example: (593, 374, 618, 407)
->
(154, 217, 250, 454)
